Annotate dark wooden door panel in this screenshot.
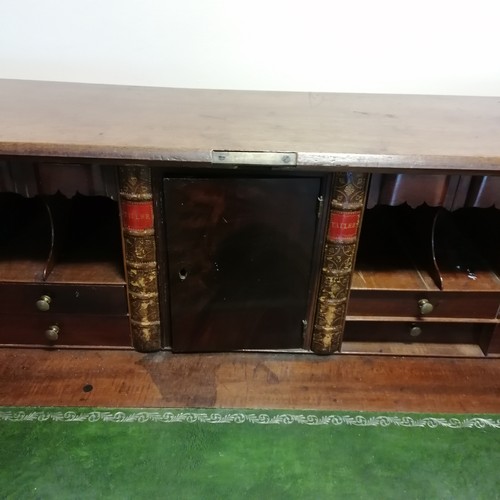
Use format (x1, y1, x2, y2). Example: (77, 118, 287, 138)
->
(163, 177, 321, 352)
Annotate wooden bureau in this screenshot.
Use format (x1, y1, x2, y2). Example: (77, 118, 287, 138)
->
(0, 79, 499, 357)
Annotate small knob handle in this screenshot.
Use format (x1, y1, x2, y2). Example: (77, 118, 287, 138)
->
(36, 295, 52, 312)
(410, 325, 422, 337)
(45, 325, 60, 342)
(418, 299, 434, 315)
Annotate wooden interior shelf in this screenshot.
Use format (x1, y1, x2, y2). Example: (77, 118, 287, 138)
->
(0, 193, 124, 284)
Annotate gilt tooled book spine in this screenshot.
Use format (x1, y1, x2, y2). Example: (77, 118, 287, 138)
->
(119, 165, 161, 352)
(312, 172, 368, 354)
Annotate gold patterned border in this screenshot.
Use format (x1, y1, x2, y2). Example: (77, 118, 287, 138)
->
(1, 409, 499, 429)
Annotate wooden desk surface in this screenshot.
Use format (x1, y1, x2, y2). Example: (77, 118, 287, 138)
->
(1, 349, 500, 413)
(0, 79, 499, 172)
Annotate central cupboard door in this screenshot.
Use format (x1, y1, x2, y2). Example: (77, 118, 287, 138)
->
(163, 176, 322, 352)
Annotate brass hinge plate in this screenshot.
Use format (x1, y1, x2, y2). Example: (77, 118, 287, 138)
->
(211, 151, 297, 167)
(317, 195, 324, 219)
(302, 319, 308, 341)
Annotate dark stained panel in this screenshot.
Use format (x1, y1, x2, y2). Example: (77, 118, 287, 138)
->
(163, 177, 321, 352)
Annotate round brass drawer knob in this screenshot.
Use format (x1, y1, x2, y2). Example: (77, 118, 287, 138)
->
(418, 299, 434, 315)
(36, 295, 52, 312)
(410, 325, 423, 337)
(45, 325, 60, 342)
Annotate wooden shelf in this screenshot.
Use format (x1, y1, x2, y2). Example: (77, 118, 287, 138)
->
(352, 205, 500, 293)
(341, 341, 485, 358)
(0, 193, 124, 285)
(0, 261, 124, 285)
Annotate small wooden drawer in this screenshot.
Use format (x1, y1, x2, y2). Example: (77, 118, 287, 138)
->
(348, 290, 500, 320)
(0, 314, 131, 347)
(0, 283, 127, 316)
(343, 320, 493, 345)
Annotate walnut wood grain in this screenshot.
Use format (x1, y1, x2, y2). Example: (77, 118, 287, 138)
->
(164, 176, 321, 352)
(1, 348, 500, 413)
(1, 79, 500, 172)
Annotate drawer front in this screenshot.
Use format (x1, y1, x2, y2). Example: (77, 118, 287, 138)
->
(348, 290, 500, 320)
(0, 283, 127, 315)
(0, 314, 131, 347)
(343, 320, 493, 344)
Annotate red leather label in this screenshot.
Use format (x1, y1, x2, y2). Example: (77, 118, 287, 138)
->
(121, 201, 154, 230)
(328, 210, 361, 241)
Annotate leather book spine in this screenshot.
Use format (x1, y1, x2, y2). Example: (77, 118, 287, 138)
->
(118, 165, 161, 352)
(312, 172, 368, 354)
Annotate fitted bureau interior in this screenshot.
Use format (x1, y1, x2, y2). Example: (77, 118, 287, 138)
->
(0, 187, 129, 348)
(2, 81, 500, 358)
(345, 183, 500, 357)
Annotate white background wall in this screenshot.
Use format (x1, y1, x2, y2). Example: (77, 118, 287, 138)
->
(1, 0, 499, 95)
